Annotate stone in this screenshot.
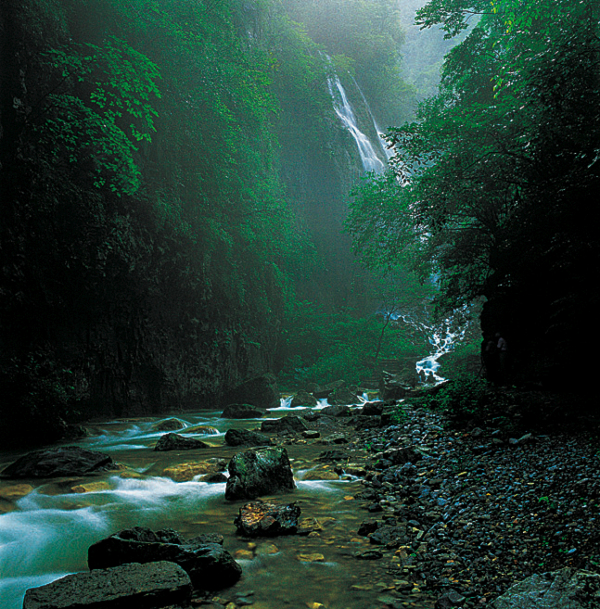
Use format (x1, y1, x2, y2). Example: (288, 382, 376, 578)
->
(361, 401, 384, 416)
(23, 561, 192, 609)
(290, 390, 318, 407)
(225, 429, 272, 447)
(88, 527, 241, 591)
(374, 446, 422, 466)
(320, 404, 352, 417)
(162, 459, 227, 482)
(435, 589, 466, 608)
(260, 415, 308, 434)
(0, 483, 34, 500)
(234, 500, 301, 536)
(71, 481, 111, 494)
(185, 425, 219, 435)
(153, 417, 186, 431)
(491, 568, 600, 608)
(222, 403, 266, 419)
(221, 373, 280, 410)
(327, 388, 360, 406)
(225, 447, 296, 500)
(154, 433, 209, 451)
(1, 446, 114, 479)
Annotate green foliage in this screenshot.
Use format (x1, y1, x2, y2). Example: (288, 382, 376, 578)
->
(423, 374, 489, 421)
(278, 300, 427, 389)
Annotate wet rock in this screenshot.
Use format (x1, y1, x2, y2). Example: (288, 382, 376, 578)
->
(88, 527, 241, 591)
(357, 519, 379, 536)
(225, 446, 296, 500)
(321, 433, 349, 445)
(225, 428, 272, 447)
(355, 549, 383, 560)
(0, 483, 34, 500)
(491, 568, 600, 608)
(374, 446, 422, 466)
(23, 561, 192, 609)
(309, 380, 346, 399)
(185, 425, 219, 435)
(154, 433, 209, 451)
(361, 401, 384, 416)
(162, 459, 227, 482)
(320, 404, 352, 417)
(327, 388, 359, 406)
(71, 481, 111, 494)
(1, 446, 114, 479)
(222, 404, 266, 419)
(153, 417, 186, 432)
(234, 500, 301, 536)
(221, 373, 280, 410)
(260, 415, 308, 434)
(290, 390, 318, 407)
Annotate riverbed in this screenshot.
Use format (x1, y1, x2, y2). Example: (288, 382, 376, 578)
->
(0, 400, 436, 609)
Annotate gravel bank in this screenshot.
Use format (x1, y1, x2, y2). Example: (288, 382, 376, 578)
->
(352, 401, 600, 607)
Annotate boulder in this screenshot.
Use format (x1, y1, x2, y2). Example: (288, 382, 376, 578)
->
(361, 401, 384, 416)
(327, 387, 360, 406)
(234, 500, 301, 536)
(491, 568, 600, 608)
(225, 428, 272, 447)
(290, 390, 318, 408)
(23, 561, 192, 609)
(225, 446, 296, 500)
(320, 404, 352, 417)
(260, 415, 308, 435)
(154, 433, 209, 451)
(1, 446, 114, 479)
(221, 373, 280, 410)
(88, 527, 241, 591)
(222, 403, 266, 419)
(153, 418, 186, 432)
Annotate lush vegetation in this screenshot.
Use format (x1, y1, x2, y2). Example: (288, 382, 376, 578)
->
(0, 0, 433, 446)
(348, 0, 600, 391)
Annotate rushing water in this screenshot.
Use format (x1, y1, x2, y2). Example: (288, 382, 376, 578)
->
(0, 396, 437, 609)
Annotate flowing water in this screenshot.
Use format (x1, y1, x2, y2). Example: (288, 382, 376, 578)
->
(0, 400, 435, 609)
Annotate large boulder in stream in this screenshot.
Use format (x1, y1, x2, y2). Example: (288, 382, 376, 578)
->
(225, 428, 272, 447)
(154, 433, 209, 451)
(225, 446, 296, 500)
(221, 373, 280, 410)
(234, 500, 301, 536)
(1, 446, 114, 479)
(327, 387, 360, 405)
(88, 527, 242, 591)
(290, 390, 318, 407)
(259, 415, 308, 435)
(222, 403, 266, 419)
(23, 561, 192, 609)
(490, 567, 600, 608)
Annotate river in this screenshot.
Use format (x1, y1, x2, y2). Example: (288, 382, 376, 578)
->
(0, 399, 434, 609)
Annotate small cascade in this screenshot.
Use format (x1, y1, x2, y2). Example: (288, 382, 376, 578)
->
(327, 74, 386, 174)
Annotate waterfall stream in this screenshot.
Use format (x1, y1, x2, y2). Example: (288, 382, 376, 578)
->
(327, 74, 387, 174)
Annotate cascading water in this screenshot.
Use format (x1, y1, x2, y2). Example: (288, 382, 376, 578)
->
(327, 74, 387, 174)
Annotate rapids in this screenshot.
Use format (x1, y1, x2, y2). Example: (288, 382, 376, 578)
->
(0, 396, 433, 609)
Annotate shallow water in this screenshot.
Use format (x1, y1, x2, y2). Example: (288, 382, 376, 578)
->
(0, 400, 434, 609)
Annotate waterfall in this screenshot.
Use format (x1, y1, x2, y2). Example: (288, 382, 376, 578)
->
(327, 74, 387, 174)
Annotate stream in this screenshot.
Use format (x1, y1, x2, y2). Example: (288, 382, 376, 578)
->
(0, 400, 434, 609)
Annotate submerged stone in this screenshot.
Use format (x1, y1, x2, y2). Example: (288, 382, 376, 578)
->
(234, 500, 301, 536)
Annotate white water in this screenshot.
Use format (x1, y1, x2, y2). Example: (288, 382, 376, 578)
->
(0, 396, 370, 609)
(327, 74, 387, 174)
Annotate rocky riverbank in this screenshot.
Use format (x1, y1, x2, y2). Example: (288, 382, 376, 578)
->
(3, 389, 600, 609)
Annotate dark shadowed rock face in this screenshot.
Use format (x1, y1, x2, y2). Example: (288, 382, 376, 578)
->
(224, 428, 272, 447)
(23, 561, 192, 609)
(1, 446, 114, 479)
(88, 527, 241, 591)
(221, 403, 266, 419)
(154, 433, 209, 451)
(221, 373, 280, 410)
(225, 447, 296, 500)
(234, 500, 301, 536)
